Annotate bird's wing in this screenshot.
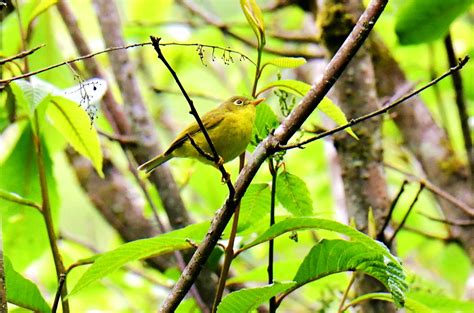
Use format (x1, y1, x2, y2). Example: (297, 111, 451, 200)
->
(164, 110, 225, 155)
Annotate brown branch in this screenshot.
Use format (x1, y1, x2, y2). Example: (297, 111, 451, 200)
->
(0, 44, 45, 65)
(377, 180, 408, 241)
(150, 36, 234, 188)
(444, 32, 473, 185)
(278, 56, 470, 150)
(160, 1, 389, 311)
(417, 211, 474, 227)
(0, 250, 6, 313)
(385, 163, 474, 216)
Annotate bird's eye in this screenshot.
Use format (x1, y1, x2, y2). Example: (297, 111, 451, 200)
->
(234, 99, 244, 105)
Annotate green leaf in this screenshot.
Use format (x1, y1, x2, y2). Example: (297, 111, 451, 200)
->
(347, 292, 431, 313)
(241, 217, 400, 264)
(251, 102, 279, 146)
(276, 171, 313, 216)
(318, 97, 357, 139)
(4, 256, 51, 313)
(257, 80, 356, 138)
(407, 291, 474, 312)
(262, 57, 306, 69)
(395, 0, 471, 45)
(28, 0, 58, 26)
(240, 0, 265, 47)
(238, 183, 271, 232)
(10, 80, 51, 115)
(47, 96, 103, 177)
(293, 239, 407, 307)
(70, 222, 210, 296)
(0, 123, 59, 270)
(217, 282, 295, 313)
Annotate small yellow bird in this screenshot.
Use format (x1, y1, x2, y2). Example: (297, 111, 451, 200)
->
(138, 96, 264, 174)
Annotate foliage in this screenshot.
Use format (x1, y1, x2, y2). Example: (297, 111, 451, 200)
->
(0, 0, 472, 312)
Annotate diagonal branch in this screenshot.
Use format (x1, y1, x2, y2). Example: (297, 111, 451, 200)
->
(159, 1, 389, 311)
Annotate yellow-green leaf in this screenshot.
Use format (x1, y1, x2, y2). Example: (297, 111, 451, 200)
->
(262, 57, 306, 69)
(240, 0, 265, 47)
(47, 96, 103, 177)
(257, 80, 357, 139)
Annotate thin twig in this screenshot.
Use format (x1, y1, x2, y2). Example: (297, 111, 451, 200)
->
(160, 1, 389, 311)
(278, 56, 470, 151)
(385, 163, 474, 216)
(338, 273, 356, 313)
(444, 33, 473, 186)
(268, 159, 278, 312)
(388, 184, 425, 246)
(417, 211, 474, 227)
(0, 44, 45, 65)
(150, 36, 234, 189)
(0, 41, 254, 85)
(0, 189, 42, 212)
(187, 134, 215, 163)
(177, 0, 325, 59)
(377, 180, 408, 241)
(52, 274, 66, 313)
(98, 130, 137, 145)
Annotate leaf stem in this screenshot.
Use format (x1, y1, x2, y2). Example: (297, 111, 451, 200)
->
(33, 112, 70, 313)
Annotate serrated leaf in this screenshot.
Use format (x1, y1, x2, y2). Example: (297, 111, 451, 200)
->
(276, 171, 313, 216)
(262, 57, 306, 69)
(241, 217, 400, 264)
(395, 0, 471, 45)
(251, 102, 279, 146)
(293, 239, 407, 307)
(240, 0, 265, 47)
(217, 282, 295, 313)
(4, 256, 51, 313)
(69, 222, 210, 296)
(11, 80, 51, 115)
(47, 96, 103, 177)
(238, 183, 271, 232)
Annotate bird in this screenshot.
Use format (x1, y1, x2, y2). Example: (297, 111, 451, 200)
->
(138, 96, 264, 174)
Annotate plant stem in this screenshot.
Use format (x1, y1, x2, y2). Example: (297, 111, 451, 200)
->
(268, 159, 278, 312)
(33, 112, 69, 312)
(251, 47, 263, 98)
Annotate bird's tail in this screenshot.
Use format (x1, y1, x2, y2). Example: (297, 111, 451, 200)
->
(137, 154, 173, 174)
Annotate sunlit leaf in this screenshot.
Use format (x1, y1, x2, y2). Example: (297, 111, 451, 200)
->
(294, 239, 407, 307)
(10, 80, 51, 115)
(257, 79, 357, 138)
(395, 0, 471, 45)
(276, 171, 313, 216)
(251, 102, 279, 146)
(347, 292, 431, 313)
(241, 217, 400, 264)
(240, 0, 265, 47)
(262, 57, 306, 69)
(217, 282, 295, 313)
(69, 222, 210, 296)
(407, 291, 474, 312)
(4, 255, 51, 313)
(28, 0, 58, 26)
(238, 183, 271, 232)
(47, 96, 103, 177)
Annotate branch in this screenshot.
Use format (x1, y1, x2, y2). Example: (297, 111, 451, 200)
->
(279, 56, 470, 150)
(0, 250, 6, 313)
(150, 36, 234, 188)
(417, 211, 474, 227)
(0, 44, 44, 65)
(385, 163, 474, 216)
(377, 180, 408, 241)
(160, 1, 389, 311)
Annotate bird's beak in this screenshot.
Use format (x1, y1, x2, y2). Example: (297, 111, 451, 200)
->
(251, 98, 265, 106)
